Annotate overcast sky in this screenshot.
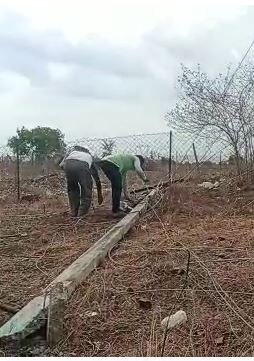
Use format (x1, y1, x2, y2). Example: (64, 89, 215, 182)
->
(0, 0, 253, 144)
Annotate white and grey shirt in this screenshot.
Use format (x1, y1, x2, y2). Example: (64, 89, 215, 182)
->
(59, 150, 92, 168)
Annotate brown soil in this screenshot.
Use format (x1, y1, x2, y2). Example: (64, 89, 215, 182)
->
(2, 172, 254, 357)
(0, 170, 168, 328)
(51, 183, 254, 357)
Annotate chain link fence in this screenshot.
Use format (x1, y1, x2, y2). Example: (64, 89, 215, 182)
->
(0, 131, 232, 201)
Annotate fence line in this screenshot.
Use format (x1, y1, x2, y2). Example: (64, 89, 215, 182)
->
(0, 131, 231, 161)
(0, 131, 238, 200)
(0, 130, 234, 202)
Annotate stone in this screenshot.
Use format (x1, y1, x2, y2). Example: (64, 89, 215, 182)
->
(161, 310, 187, 330)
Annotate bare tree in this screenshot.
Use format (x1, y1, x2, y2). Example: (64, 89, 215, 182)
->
(101, 138, 116, 157)
(167, 63, 254, 175)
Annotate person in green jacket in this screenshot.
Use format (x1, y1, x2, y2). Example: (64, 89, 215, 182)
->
(97, 154, 149, 217)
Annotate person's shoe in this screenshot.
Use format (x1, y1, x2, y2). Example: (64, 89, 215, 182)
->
(78, 210, 88, 218)
(120, 201, 132, 213)
(70, 211, 78, 218)
(112, 210, 127, 218)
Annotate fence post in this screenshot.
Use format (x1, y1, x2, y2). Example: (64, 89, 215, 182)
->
(192, 143, 199, 173)
(168, 130, 173, 182)
(16, 144, 20, 202)
(219, 152, 222, 176)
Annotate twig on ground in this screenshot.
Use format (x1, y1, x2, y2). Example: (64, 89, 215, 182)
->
(0, 301, 20, 314)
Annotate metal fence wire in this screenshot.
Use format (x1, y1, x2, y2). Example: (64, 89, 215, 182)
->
(0, 131, 232, 201)
(68, 132, 172, 159)
(0, 131, 230, 163)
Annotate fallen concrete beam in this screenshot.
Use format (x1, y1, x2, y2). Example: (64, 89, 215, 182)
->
(0, 188, 158, 341)
(46, 282, 66, 347)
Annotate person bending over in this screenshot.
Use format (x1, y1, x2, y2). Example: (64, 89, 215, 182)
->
(60, 145, 103, 217)
(97, 153, 148, 217)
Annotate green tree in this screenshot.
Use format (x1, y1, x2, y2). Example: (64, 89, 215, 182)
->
(8, 126, 66, 161)
(30, 127, 66, 161)
(7, 127, 32, 157)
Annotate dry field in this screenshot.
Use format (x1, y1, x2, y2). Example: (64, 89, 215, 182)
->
(1, 167, 254, 356)
(55, 182, 254, 357)
(0, 169, 167, 328)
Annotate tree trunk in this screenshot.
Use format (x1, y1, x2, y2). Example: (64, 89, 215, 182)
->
(233, 143, 241, 175)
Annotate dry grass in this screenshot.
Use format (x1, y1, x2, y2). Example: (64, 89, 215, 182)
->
(0, 170, 167, 328)
(49, 183, 254, 357)
(0, 175, 117, 327)
(1, 170, 254, 356)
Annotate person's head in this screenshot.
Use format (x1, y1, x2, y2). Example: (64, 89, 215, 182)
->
(73, 145, 90, 153)
(135, 155, 147, 169)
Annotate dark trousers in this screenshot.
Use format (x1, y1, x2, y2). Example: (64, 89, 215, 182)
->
(99, 160, 122, 213)
(64, 159, 93, 217)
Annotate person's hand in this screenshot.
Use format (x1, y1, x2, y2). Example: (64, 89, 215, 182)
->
(98, 192, 103, 205)
(59, 161, 64, 170)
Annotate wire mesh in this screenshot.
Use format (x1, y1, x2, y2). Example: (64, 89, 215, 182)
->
(0, 131, 232, 183)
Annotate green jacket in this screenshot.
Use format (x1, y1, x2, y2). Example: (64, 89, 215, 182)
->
(102, 154, 146, 180)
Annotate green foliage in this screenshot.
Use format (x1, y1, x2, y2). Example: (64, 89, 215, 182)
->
(7, 126, 66, 160)
(7, 127, 31, 157)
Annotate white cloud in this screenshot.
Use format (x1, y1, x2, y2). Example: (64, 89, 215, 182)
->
(0, 0, 253, 143)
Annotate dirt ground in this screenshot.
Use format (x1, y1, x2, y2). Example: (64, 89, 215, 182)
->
(0, 186, 116, 328)
(49, 182, 254, 357)
(2, 169, 254, 356)
(0, 169, 167, 328)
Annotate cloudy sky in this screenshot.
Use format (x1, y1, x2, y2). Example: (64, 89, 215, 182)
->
(0, 0, 253, 144)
